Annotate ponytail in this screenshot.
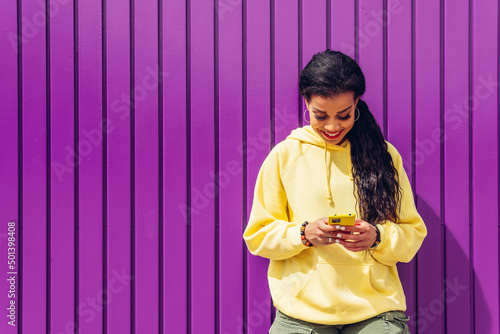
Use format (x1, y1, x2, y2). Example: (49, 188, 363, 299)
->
(348, 99, 402, 224)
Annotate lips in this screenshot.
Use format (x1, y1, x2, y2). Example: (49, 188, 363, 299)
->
(321, 130, 343, 140)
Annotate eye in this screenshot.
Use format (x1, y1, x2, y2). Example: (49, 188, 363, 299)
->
(314, 114, 327, 121)
(337, 113, 351, 120)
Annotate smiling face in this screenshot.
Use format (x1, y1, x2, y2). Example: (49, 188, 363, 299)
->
(305, 92, 359, 146)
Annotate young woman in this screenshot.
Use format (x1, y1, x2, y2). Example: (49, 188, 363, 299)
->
(243, 50, 427, 333)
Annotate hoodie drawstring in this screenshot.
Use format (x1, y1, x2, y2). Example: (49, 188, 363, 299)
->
(286, 126, 351, 206)
(324, 145, 333, 204)
(324, 142, 353, 205)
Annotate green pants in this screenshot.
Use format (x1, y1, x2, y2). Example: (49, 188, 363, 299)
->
(269, 309, 410, 334)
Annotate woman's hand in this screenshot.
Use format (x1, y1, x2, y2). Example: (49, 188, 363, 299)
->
(304, 217, 340, 246)
(332, 218, 377, 252)
(305, 218, 377, 251)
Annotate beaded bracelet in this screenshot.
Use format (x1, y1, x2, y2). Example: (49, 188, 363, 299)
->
(300, 221, 314, 247)
(368, 222, 381, 249)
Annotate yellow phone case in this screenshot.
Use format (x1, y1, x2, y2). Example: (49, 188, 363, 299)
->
(328, 213, 356, 226)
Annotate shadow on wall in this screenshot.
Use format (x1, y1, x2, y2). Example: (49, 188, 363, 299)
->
(405, 198, 490, 333)
(245, 198, 491, 334)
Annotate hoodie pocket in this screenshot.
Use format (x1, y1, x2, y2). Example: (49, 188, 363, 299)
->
(269, 256, 317, 306)
(294, 270, 316, 300)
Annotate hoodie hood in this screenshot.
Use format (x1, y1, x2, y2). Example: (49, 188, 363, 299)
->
(286, 125, 352, 205)
(286, 125, 350, 151)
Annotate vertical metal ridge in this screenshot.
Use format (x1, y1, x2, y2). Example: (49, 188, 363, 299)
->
(410, 0, 418, 328)
(214, 1, 220, 333)
(17, 1, 24, 333)
(185, 0, 192, 332)
(468, 0, 474, 332)
(411, 0, 417, 193)
(157, 0, 164, 332)
(498, 2, 500, 327)
(270, 0, 275, 149)
(327, 0, 331, 50)
(241, 1, 248, 332)
(382, 0, 388, 138)
(298, 0, 303, 128)
(129, 0, 135, 331)
(102, 0, 108, 332)
(496, 0, 500, 235)
(269, 0, 275, 321)
(439, 1, 446, 333)
(44, 0, 51, 333)
(74, 0, 80, 332)
(354, 0, 359, 62)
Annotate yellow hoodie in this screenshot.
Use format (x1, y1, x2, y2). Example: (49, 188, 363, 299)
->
(243, 125, 427, 325)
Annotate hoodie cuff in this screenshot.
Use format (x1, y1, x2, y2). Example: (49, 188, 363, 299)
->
(287, 224, 310, 250)
(373, 222, 390, 250)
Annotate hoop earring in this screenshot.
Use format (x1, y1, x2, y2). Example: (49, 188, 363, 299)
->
(303, 109, 310, 124)
(354, 108, 360, 121)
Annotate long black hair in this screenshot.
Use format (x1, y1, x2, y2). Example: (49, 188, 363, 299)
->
(299, 50, 402, 224)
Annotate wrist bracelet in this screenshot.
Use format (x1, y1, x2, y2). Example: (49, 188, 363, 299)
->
(300, 221, 314, 247)
(368, 222, 381, 249)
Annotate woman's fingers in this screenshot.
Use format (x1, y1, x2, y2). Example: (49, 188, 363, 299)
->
(305, 217, 337, 245)
(333, 232, 362, 241)
(305, 217, 375, 249)
(332, 220, 376, 251)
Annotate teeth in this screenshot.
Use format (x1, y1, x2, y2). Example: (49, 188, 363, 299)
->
(324, 131, 340, 137)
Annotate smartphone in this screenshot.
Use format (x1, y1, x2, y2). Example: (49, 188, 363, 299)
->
(328, 213, 356, 226)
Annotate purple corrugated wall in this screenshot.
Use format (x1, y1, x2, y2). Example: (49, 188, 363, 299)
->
(0, 1, 498, 333)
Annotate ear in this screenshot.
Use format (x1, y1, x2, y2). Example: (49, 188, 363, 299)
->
(354, 97, 360, 108)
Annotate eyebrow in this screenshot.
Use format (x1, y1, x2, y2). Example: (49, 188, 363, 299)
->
(313, 105, 352, 114)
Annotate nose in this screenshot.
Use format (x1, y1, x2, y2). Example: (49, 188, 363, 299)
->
(324, 118, 341, 132)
